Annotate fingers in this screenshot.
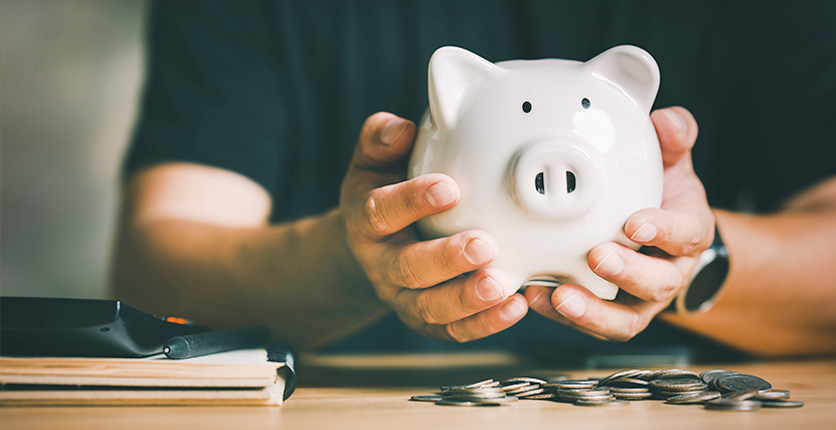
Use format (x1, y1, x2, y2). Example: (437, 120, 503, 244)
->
(623, 207, 713, 257)
(548, 284, 665, 342)
(419, 294, 529, 343)
(394, 268, 516, 325)
(650, 107, 698, 168)
(390, 230, 498, 289)
(351, 112, 417, 170)
(525, 285, 573, 325)
(524, 286, 606, 340)
(349, 173, 460, 239)
(588, 242, 692, 303)
(341, 112, 528, 344)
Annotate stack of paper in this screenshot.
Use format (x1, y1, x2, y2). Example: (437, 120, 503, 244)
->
(0, 349, 292, 406)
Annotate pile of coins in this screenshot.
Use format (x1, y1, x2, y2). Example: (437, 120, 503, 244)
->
(409, 368, 803, 411)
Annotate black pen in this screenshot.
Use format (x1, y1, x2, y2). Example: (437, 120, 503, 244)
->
(162, 325, 271, 359)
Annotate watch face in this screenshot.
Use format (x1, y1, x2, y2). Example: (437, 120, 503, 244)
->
(685, 257, 729, 313)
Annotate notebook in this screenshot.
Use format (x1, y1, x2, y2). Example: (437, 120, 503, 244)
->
(0, 348, 295, 406)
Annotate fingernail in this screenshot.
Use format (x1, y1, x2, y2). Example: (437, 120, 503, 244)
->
(530, 289, 544, 307)
(424, 182, 457, 207)
(631, 222, 658, 243)
(499, 300, 526, 321)
(475, 276, 504, 302)
(463, 238, 493, 266)
(662, 108, 687, 134)
(594, 251, 624, 277)
(380, 119, 408, 145)
(555, 294, 586, 318)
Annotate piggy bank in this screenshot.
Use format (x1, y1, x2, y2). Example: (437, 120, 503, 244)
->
(408, 45, 664, 300)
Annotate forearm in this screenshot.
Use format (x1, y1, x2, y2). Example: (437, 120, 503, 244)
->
(662, 191, 836, 356)
(111, 208, 391, 350)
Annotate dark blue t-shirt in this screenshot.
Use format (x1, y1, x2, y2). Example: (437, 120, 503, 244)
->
(126, 0, 836, 360)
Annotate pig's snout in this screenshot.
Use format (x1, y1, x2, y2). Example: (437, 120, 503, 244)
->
(509, 140, 602, 220)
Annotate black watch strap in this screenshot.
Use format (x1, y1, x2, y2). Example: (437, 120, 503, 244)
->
(667, 225, 730, 314)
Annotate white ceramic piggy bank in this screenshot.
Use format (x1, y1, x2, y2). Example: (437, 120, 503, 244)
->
(408, 45, 664, 300)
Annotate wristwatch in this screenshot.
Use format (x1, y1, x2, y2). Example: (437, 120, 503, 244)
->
(668, 225, 730, 314)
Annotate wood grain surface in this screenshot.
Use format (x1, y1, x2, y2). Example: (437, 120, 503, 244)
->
(2, 356, 834, 430)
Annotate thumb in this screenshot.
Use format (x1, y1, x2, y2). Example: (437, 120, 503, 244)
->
(651, 107, 699, 168)
(351, 112, 417, 170)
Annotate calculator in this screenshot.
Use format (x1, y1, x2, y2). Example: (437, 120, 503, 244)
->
(0, 297, 208, 358)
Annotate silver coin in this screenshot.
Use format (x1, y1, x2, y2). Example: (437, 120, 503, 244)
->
(650, 378, 708, 391)
(410, 394, 443, 402)
(443, 394, 506, 400)
(441, 384, 500, 392)
(700, 370, 738, 391)
(443, 387, 505, 394)
(545, 380, 597, 390)
(451, 396, 519, 405)
(559, 390, 614, 401)
(521, 393, 558, 400)
(567, 395, 616, 402)
(560, 388, 610, 397)
(556, 387, 606, 394)
(608, 386, 651, 394)
(574, 399, 629, 407)
(720, 389, 759, 401)
(631, 370, 661, 381)
(514, 388, 546, 398)
(506, 385, 542, 396)
(665, 391, 722, 404)
(445, 392, 508, 400)
(759, 400, 804, 408)
(498, 381, 531, 392)
(700, 369, 735, 383)
(715, 374, 772, 394)
(559, 392, 615, 401)
(599, 369, 645, 385)
(436, 399, 505, 407)
(602, 377, 650, 388)
(613, 391, 653, 400)
(464, 379, 497, 388)
(655, 388, 709, 398)
(705, 399, 762, 411)
(502, 377, 548, 385)
(655, 389, 711, 399)
(650, 369, 701, 380)
(754, 390, 790, 401)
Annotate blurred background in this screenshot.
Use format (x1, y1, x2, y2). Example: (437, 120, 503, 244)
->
(1, 0, 149, 299)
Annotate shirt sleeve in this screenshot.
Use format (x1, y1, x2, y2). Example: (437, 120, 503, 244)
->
(124, 0, 286, 197)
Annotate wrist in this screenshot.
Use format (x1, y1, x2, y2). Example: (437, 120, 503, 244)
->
(667, 210, 731, 314)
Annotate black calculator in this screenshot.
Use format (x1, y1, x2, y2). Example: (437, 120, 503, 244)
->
(0, 297, 208, 358)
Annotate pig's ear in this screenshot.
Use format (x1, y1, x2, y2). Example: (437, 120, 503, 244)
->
(428, 46, 496, 130)
(584, 45, 660, 114)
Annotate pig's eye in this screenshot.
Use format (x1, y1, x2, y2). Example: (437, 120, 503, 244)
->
(522, 101, 532, 113)
(581, 98, 591, 109)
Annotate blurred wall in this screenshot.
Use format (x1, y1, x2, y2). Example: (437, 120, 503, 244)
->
(1, 0, 148, 299)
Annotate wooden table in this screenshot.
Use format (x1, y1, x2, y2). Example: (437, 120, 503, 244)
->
(2, 353, 834, 430)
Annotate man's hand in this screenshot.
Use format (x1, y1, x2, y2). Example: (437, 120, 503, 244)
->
(339, 112, 528, 342)
(525, 107, 714, 341)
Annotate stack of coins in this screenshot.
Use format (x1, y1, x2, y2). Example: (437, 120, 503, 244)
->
(409, 368, 803, 410)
